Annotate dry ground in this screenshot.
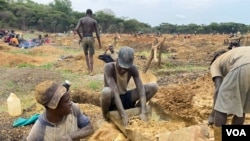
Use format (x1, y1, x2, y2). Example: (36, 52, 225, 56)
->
(1, 33, 248, 141)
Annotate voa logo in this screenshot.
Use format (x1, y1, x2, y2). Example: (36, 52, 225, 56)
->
(226, 129, 246, 136)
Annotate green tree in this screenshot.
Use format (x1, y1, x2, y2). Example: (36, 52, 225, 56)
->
(123, 19, 141, 33)
(0, 11, 15, 27)
(48, 0, 73, 31)
(0, 0, 8, 10)
(95, 11, 117, 33)
(49, 0, 72, 15)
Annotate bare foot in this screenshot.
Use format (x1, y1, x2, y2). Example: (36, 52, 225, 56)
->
(90, 72, 94, 76)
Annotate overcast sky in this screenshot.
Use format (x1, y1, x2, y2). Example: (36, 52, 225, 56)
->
(32, 0, 249, 27)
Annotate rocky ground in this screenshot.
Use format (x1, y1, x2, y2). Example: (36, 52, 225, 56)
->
(0, 33, 245, 141)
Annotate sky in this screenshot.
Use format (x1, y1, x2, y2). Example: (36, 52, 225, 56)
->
(32, 0, 249, 27)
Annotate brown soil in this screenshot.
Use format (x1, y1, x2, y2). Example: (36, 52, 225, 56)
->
(0, 33, 246, 141)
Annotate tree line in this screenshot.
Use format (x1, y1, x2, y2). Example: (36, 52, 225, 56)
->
(1, 0, 250, 34)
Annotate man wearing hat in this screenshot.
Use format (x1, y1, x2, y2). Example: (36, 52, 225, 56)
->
(27, 80, 93, 141)
(101, 46, 159, 126)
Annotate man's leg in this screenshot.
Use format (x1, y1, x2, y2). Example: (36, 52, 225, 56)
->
(231, 113, 245, 125)
(82, 42, 90, 73)
(84, 54, 90, 73)
(144, 83, 158, 101)
(131, 83, 158, 106)
(101, 87, 112, 120)
(214, 110, 227, 141)
(208, 110, 215, 125)
(89, 54, 94, 75)
(88, 42, 95, 75)
(214, 110, 227, 126)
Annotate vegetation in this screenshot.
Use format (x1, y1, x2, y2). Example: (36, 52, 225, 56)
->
(87, 80, 103, 92)
(1, 0, 250, 34)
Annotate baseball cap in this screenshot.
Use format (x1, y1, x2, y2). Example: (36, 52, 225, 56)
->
(35, 80, 67, 109)
(118, 46, 134, 69)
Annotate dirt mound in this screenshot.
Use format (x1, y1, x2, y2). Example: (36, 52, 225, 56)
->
(154, 72, 213, 124)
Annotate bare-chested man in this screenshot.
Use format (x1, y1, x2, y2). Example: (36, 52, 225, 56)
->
(101, 46, 159, 126)
(75, 9, 102, 76)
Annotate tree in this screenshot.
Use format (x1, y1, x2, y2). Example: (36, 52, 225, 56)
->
(209, 22, 219, 34)
(124, 19, 141, 33)
(1, 1, 250, 34)
(47, 0, 72, 31)
(0, 11, 15, 27)
(49, 0, 72, 15)
(0, 0, 8, 10)
(98, 8, 115, 16)
(158, 23, 176, 34)
(10, 4, 33, 30)
(95, 11, 116, 33)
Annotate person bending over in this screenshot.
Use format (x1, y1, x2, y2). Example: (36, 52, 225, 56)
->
(101, 46, 158, 126)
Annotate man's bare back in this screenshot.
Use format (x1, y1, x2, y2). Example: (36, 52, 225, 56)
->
(75, 9, 101, 75)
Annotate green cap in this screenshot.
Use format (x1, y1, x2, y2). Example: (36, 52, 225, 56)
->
(118, 46, 134, 69)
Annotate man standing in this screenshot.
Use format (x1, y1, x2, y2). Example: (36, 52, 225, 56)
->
(101, 46, 158, 126)
(75, 9, 102, 76)
(209, 47, 250, 141)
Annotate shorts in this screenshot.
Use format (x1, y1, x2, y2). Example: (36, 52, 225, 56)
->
(109, 91, 135, 111)
(81, 37, 94, 55)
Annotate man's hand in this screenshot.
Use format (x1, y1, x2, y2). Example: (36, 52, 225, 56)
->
(122, 114, 129, 127)
(208, 110, 214, 125)
(139, 112, 148, 121)
(78, 39, 82, 45)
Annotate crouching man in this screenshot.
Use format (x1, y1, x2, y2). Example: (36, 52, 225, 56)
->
(101, 46, 159, 126)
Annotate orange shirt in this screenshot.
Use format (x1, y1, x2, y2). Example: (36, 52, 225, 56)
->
(10, 38, 19, 45)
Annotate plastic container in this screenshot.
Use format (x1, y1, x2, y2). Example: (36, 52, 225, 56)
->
(7, 93, 22, 116)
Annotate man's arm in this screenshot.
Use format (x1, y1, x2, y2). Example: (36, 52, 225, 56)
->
(94, 22, 101, 48)
(62, 104, 94, 140)
(75, 19, 82, 40)
(68, 123, 94, 140)
(132, 67, 147, 120)
(213, 76, 223, 106)
(103, 48, 109, 55)
(208, 76, 223, 125)
(104, 64, 128, 126)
